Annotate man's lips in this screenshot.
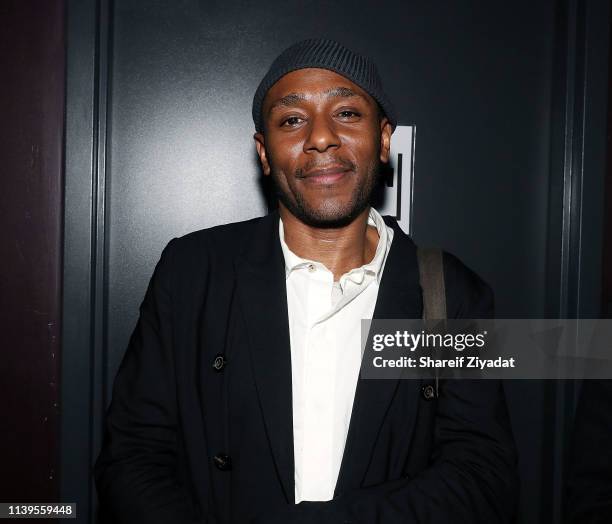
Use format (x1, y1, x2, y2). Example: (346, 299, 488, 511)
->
(300, 165, 352, 184)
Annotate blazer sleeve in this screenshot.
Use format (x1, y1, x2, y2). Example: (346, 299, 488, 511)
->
(94, 240, 207, 524)
(253, 252, 519, 524)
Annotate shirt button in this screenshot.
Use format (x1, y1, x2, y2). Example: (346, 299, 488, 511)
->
(213, 454, 232, 471)
(212, 354, 226, 372)
(307, 264, 316, 272)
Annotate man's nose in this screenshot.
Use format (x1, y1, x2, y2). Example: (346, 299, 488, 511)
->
(303, 114, 340, 153)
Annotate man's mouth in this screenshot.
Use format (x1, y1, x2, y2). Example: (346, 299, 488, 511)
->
(299, 164, 353, 185)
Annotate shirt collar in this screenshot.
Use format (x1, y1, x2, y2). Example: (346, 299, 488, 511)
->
(279, 208, 393, 284)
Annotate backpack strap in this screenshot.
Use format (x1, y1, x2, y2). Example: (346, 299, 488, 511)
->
(417, 247, 447, 398)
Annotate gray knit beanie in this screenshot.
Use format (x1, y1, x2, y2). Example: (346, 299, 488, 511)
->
(252, 39, 396, 132)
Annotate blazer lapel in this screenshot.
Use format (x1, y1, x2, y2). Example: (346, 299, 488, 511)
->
(335, 217, 423, 496)
(235, 212, 295, 503)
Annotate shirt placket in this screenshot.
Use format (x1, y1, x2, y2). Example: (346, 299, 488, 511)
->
(301, 267, 335, 501)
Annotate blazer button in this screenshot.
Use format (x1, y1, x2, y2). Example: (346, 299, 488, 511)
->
(421, 384, 436, 400)
(213, 454, 232, 471)
(212, 354, 226, 372)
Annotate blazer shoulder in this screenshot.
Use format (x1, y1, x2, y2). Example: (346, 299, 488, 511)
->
(164, 214, 270, 263)
(441, 251, 494, 319)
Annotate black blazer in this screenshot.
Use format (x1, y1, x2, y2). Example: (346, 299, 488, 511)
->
(95, 212, 518, 524)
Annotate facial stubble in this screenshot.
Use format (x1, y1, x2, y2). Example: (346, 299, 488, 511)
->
(267, 154, 381, 229)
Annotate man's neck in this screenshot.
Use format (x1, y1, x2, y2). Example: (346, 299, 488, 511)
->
(279, 204, 379, 282)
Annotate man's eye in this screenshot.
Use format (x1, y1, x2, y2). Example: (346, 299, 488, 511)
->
(337, 110, 360, 119)
(281, 116, 304, 127)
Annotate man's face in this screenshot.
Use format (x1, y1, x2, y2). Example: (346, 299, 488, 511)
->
(254, 68, 392, 228)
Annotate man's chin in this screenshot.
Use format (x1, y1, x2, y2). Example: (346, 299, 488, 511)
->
(291, 205, 368, 229)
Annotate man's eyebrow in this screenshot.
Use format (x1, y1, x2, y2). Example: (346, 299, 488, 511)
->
(269, 93, 307, 112)
(323, 86, 362, 99)
(268, 87, 366, 113)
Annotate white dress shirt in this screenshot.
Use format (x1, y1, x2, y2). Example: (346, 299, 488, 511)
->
(279, 208, 394, 503)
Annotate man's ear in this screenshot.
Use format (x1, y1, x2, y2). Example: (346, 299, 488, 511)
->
(379, 118, 393, 164)
(254, 132, 271, 176)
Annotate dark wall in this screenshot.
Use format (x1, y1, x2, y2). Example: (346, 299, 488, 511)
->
(61, 1, 610, 523)
(603, 12, 612, 319)
(0, 0, 65, 503)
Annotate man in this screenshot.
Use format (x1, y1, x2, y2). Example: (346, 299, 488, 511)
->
(95, 39, 518, 523)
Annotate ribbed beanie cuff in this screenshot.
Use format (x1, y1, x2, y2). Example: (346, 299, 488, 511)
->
(252, 39, 396, 132)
